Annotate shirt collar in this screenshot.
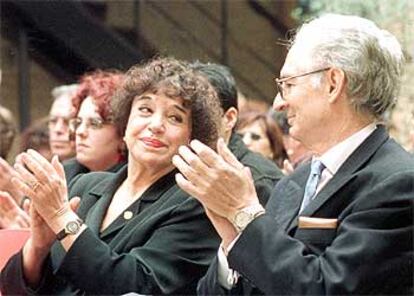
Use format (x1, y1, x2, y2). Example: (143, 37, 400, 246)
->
(315, 123, 377, 175)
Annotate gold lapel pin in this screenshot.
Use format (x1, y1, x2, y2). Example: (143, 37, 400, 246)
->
(123, 211, 133, 220)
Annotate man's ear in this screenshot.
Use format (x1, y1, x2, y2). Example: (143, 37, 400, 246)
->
(326, 68, 346, 103)
(222, 107, 238, 132)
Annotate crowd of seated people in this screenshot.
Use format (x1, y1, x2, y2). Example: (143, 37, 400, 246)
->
(0, 71, 128, 230)
(0, 13, 413, 294)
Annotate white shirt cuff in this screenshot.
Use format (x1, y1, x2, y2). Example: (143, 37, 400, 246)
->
(217, 239, 240, 289)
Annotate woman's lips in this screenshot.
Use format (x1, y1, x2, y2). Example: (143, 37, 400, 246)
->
(141, 137, 167, 148)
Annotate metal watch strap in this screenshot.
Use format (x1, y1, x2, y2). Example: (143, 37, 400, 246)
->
(232, 204, 265, 232)
(56, 218, 84, 241)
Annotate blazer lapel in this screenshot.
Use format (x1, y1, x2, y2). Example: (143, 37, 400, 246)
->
(100, 170, 177, 242)
(289, 126, 389, 230)
(85, 168, 128, 235)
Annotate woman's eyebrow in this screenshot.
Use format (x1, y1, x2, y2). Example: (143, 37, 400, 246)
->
(172, 104, 189, 114)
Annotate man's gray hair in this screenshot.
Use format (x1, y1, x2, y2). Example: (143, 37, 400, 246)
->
(51, 84, 79, 101)
(292, 14, 404, 119)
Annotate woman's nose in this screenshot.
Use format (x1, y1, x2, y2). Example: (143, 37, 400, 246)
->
(148, 115, 165, 133)
(76, 121, 88, 137)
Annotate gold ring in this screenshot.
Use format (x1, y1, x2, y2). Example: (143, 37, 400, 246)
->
(29, 180, 41, 192)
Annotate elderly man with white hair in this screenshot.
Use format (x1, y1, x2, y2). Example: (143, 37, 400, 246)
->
(48, 84, 78, 160)
(173, 14, 413, 295)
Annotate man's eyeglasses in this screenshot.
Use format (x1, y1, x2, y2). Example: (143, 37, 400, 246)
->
(275, 67, 330, 100)
(48, 116, 72, 128)
(68, 117, 109, 131)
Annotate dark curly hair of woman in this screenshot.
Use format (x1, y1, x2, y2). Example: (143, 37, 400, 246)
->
(112, 57, 223, 149)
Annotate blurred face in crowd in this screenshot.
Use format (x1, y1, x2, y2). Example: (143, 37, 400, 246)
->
(124, 92, 191, 173)
(282, 134, 311, 166)
(72, 96, 122, 171)
(48, 96, 76, 160)
(238, 119, 273, 160)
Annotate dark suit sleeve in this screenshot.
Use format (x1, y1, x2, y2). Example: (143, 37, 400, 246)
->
(228, 172, 414, 295)
(54, 198, 219, 295)
(197, 175, 279, 296)
(197, 257, 228, 295)
(0, 251, 56, 295)
(253, 175, 279, 206)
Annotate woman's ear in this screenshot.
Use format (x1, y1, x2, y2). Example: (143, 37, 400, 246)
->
(326, 68, 346, 103)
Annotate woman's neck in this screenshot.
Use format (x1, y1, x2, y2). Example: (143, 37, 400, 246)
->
(124, 160, 174, 196)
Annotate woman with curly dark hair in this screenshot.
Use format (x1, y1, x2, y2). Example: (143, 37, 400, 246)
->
(1, 57, 223, 295)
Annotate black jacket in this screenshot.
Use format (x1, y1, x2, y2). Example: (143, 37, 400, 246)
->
(228, 134, 283, 206)
(63, 158, 126, 183)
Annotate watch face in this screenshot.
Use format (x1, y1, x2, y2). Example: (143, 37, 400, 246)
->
(234, 211, 250, 228)
(66, 221, 80, 234)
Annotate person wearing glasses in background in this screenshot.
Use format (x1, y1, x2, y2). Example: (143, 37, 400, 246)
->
(173, 14, 413, 295)
(236, 110, 288, 169)
(48, 84, 79, 162)
(63, 70, 127, 181)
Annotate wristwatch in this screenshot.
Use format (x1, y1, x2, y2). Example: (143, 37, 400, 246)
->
(56, 218, 84, 241)
(232, 204, 265, 232)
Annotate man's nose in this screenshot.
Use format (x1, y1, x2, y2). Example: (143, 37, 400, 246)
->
(54, 118, 68, 133)
(272, 93, 286, 112)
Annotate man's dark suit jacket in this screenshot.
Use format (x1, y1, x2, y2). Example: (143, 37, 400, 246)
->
(229, 134, 283, 206)
(0, 166, 220, 295)
(198, 126, 414, 295)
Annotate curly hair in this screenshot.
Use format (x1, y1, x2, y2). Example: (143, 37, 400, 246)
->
(112, 57, 223, 148)
(72, 70, 125, 134)
(236, 111, 288, 167)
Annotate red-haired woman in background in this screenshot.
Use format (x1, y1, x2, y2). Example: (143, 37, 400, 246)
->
(64, 70, 127, 181)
